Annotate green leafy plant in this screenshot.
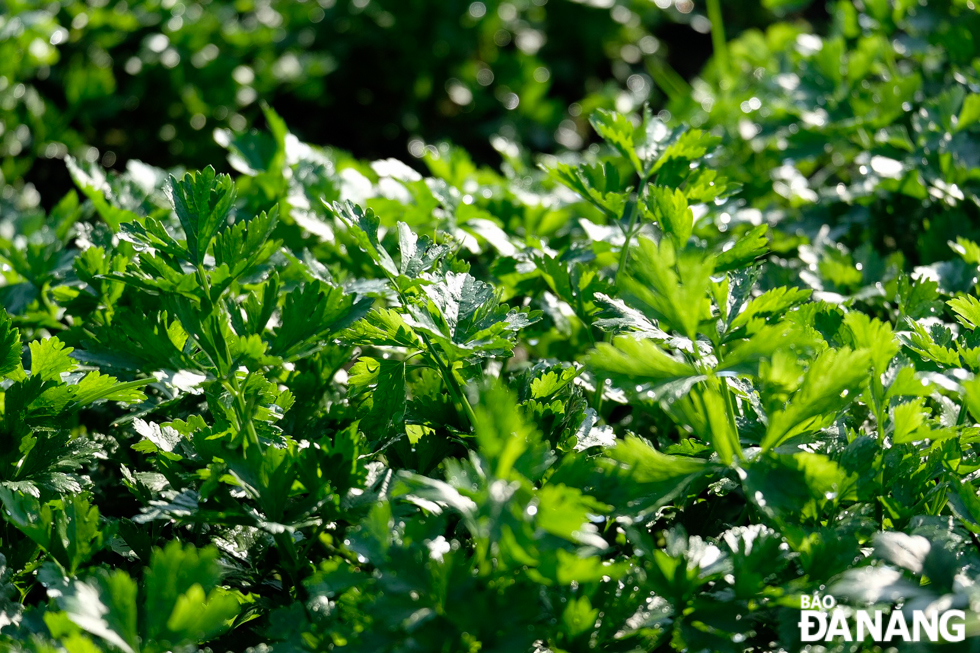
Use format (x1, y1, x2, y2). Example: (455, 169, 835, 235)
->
(4, 1, 980, 651)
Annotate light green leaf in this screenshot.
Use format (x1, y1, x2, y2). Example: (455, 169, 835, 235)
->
(589, 109, 643, 174)
(561, 595, 599, 639)
(900, 318, 962, 367)
(411, 271, 539, 362)
(474, 381, 544, 480)
(891, 398, 930, 444)
(600, 435, 711, 513)
(213, 207, 280, 278)
(842, 312, 899, 374)
(762, 347, 871, 451)
(644, 186, 693, 245)
(962, 377, 980, 424)
(347, 357, 407, 443)
(343, 307, 423, 349)
(54, 570, 139, 653)
(167, 166, 236, 265)
(950, 237, 980, 265)
(649, 129, 721, 175)
(622, 236, 713, 341)
(143, 542, 241, 644)
(535, 484, 608, 548)
(0, 308, 22, 379)
(29, 338, 77, 381)
(397, 221, 448, 278)
(271, 281, 372, 359)
(331, 201, 397, 276)
(714, 225, 769, 273)
(949, 295, 980, 330)
(957, 93, 980, 131)
(730, 287, 812, 330)
(587, 336, 700, 391)
(543, 161, 627, 217)
(66, 156, 139, 231)
(885, 366, 933, 400)
(697, 385, 742, 466)
(71, 372, 149, 406)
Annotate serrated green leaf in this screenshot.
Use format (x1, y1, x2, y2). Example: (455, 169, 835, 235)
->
(71, 372, 149, 406)
(348, 357, 406, 443)
(213, 207, 280, 277)
(842, 312, 899, 374)
(714, 225, 769, 273)
(644, 186, 693, 245)
(621, 236, 713, 340)
(544, 161, 628, 217)
(473, 381, 546, 480)
(167, 166, 236, 265)
(762, 347, 871, 451)
(891, 398, 929, 444)
(397, 222, 448, 278)
(54, 570, 139, 653)
(590, 109, 643, 174)
(331, 201, 398, 276)
(535, 484, 608, 548)
(743, 452, 856, 520)
(950, 237, 980, 265)
(344, 307, 422, 349)
(730, 287, 812, 330)
(412, 271, 539, 362)
(143, 542, 240, 644)
(66, 156, 140, 231)
(949, 295, 980, 330)
(588, 336, 699, 390)
(271, 281, 372, 359)
(29, 338, 77, 381)
(0, 308, 22, 378)
(901, 318, 962, 367)
(600, 435, 711, 513)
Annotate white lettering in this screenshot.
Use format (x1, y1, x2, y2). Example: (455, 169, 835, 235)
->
(912, 611, 938, 642)
(856, 610, 882, 641)
(826, 610, 852, 641)
(798, 595, 968, 644)
(940, 610, 966, 642)
(884, 610, 911, 642)
(799, 611, 828, 642)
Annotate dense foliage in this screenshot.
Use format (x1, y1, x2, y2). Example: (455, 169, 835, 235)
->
(3, 0, 980, 652)
(0, 0, 776, 197)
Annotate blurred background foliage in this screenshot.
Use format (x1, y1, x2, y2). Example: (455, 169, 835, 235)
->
(3, 0, 979, 270)
(0, 0, 821, 207)
(670, 0, 980, 269)
(4, 2, 980, 651)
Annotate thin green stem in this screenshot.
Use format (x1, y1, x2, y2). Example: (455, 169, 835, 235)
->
(198, 261, 259, 448)
(196, 263, 212, 303)
(592, 368, 606, 417)
(721, 379, 740, 448)
(571, 281, 606, 413)
(646, 58, 692, 103)
(224, 373, 260, 449)
(427, 339, 478, 428)
(616, 199, 641, 282)
(869, 376, 887, 527)
(616, 174, 653, 284)
(390, 283, 477, 430)
(706, 0, 729, 80)
(574, 291, 596, 349)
